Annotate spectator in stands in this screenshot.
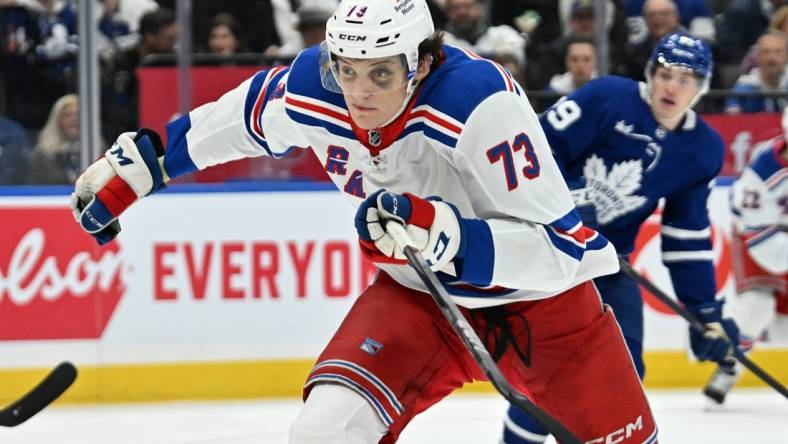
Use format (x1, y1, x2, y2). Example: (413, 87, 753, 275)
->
(0, 0, 77, 129)
(717, 0, 786, 64)
(534, 0, 595, 89)
(295, 4, 332, 49)
(207, 12, 245, 55)
(187, 1, 280, 56)
(620, 0, 684, 81)
(547, 36, 597, 96)
(267, 2, 333, 58)
(739, 6, 788, 75)
(110, 0, 159, 32)
(443, 0, 526, 70)
(28, 94, 81, 184)
(726, 30, 788, 114)
(773, 5, 788, 33)
(489, 0, 561, 55)
(625, 0, 714, 42)
(533, 0, 624, 90)
(0, 114, 30, 185)
(101, 7, 176, 141)
(557, 0, 618, 37)
(33, 0, 79, 65)
(96, 0, 135, 57)
(426, 0, 448, 30)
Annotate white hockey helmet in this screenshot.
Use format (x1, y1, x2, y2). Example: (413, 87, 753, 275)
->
(319, 0, 435, 95)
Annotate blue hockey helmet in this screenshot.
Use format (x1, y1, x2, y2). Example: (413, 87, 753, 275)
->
(645, 32, 713, 105)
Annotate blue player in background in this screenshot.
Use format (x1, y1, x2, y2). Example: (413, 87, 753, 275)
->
(502, 32, 742, 444)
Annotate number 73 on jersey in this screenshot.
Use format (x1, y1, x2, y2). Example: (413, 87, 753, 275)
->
(486, 132, 541, 191)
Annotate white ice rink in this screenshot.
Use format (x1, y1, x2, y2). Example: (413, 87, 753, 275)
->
(1, 389, 786, 443)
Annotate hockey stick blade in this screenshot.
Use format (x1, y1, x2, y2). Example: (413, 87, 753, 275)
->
(386, 222, 582, 444)
(0, 362, 78, 427)
(618, 259, 788, 400)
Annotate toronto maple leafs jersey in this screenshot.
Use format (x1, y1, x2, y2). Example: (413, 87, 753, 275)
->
(158, 44, 620, 308)
(730, 137, 788, 275)
(540, 76, 725, 306)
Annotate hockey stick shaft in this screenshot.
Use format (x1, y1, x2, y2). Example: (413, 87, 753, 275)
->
(386, 222, 582, 444)
(618, 259, 788, 400)
(0, 362, 78, 427)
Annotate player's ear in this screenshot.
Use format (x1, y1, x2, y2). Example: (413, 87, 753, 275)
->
(415, 55, 432, 82)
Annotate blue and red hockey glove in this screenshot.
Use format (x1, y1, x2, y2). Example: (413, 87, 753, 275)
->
(354, 189, 467, 271)
(70, 129, 168, 245)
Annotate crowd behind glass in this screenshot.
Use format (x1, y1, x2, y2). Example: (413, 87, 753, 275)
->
(0, 0, 786, 185)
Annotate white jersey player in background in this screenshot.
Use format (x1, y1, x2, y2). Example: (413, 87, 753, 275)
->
(68, 0, 657, 442)
(704, 106, 788, 404)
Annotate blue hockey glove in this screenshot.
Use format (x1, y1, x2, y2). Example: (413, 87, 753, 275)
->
(568, 177, 598, 230)
(687, 301, 740, 368)
(354, 189, 467, 271)
(70, 129, 168, 245)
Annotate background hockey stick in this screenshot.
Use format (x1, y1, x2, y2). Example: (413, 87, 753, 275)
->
(0, 362, 78, 427)
(385, 222, 582, 444)
(618, 259, 788, 400)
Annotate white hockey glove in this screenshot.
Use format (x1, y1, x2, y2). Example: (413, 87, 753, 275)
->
(354, 190, 466, 272)
(70, 129, 168, 245)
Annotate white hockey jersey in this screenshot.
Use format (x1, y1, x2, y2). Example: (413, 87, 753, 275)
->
(731, 137, 788, 276)
(159, 45, 619, 308)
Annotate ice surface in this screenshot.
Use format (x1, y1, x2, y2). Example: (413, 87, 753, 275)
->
(1, 389, 785, 443)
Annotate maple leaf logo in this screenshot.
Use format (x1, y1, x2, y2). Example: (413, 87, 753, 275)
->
(583, 154, 648, 224)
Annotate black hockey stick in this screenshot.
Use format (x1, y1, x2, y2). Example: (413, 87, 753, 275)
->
(0, 362, 78, 427)
(618, 259, 788, 400)
(385, 222, 582, 444)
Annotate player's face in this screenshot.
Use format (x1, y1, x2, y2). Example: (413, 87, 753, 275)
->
(649, 66, 700, 124)
(338, 56, 428, 129)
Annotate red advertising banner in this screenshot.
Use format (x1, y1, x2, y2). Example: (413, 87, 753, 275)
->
(139, 65, 261, 137)
(703, 113, 783, 177)
(138, 65, 326, 182)
(0, 208, 125, 340)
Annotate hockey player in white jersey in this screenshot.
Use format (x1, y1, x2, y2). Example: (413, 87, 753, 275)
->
(703, 107, 788, 404)
(68, 0, 656, 442)
(502, 33, 742, 444)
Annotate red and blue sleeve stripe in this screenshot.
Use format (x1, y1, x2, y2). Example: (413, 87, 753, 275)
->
(243, 67, 289, 156)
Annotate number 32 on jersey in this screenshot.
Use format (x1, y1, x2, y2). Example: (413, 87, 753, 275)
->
(486, 132, 541, 191)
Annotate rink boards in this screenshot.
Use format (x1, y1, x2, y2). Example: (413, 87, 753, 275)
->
(0, 183, 785, 404)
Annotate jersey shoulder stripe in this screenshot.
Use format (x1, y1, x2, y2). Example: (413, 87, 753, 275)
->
(284, 92, 356, 140)
(749, 137, 787, 183)
(415, 45, 522, 134)
(746, 226, 782, 248)
(765, 170, 788, 190)
(453, 46, 518, 95)
(399, 104, 465, 148)
(243, 66, 289, 155)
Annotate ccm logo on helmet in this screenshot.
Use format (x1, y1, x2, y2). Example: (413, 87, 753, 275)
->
(339, 33, 367, 42)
